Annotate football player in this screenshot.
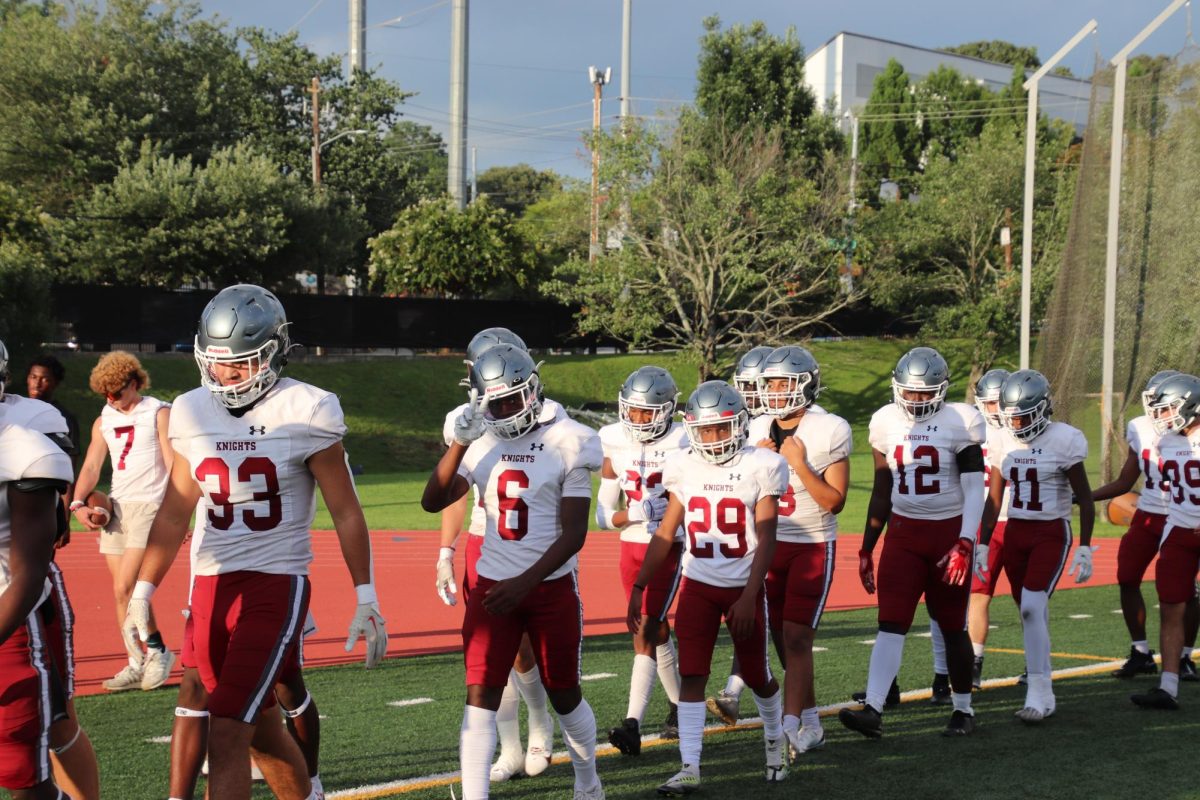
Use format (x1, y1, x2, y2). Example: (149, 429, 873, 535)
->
(977, 370, 1094, 722)
(127, 284, 387, 800)
(434, 327, 559, 782)
(840, 347, 985, 738)
(597, 366, 688, 755)
(629, 381, 790, 794)
(0, 415, 74, 800)
(732, 346, 774, 419)
(1132, 374, 1200, 710)
(422, 345, 605, 800)
(1095, 370, 1200, 680)
(71, 351, 176, 692)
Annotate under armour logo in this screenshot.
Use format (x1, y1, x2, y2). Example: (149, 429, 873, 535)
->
(653, 450, 666, 459)
(249, 425, 266, 435)
(926, 425, 938, 432)
(1031, 448, 1043, 455)
(529, 442, 544, 451)
(729, 473, 741, 481)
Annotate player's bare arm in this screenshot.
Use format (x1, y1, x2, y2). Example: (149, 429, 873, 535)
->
(626, 494, 684, 633)
(438, 493, 469, 550)
(780, 435, 849, 514)
(420, 443, 470, 512)
(0, 483, 60, 645)
(858, 449, 893, 594)
(70, 417, 109, 530)
(135, 449, 200, 587)
(309, 441, 373, 588)
(155, 405, 174, 475)
(726, 495, 778, 641)
(1092, 446, 1141, 502)
(1067, 462, 1095, 546)
(979, 469, 1006, 546)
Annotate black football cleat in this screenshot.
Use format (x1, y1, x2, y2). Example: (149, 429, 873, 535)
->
(1181, 656, 1199, 682)
(972, 657, 984, 690)
(607, 718, 642, 756)
(929, 673, 952, 705)
(942, 709, 976, 736)
(660, 703, 680, 739)
(851, 678, 900, 709)
(838, 705, 883, 739)
(1131, 687, 1179, 710)
(1112, 647, 1158, 678)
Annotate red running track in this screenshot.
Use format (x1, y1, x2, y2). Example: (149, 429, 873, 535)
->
(54, 531, 1123, 697)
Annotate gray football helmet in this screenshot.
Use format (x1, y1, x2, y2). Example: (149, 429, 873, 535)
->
(466, 327, 527, 365)
(733, 346, 774, 417)
(619, 366, 679, 443)
(468, 344, 544, 440)
(683, 380, 748, 465)
(973, 368, 1011, 429)
(1142, 369, 1182, 419)
(1147, 373, 1200, 436)
(194, 284, 291, 409)
(0, 338, 8, 395)
(758, 345, 821, 418)
(999, 369, 1053, 442)
(892, 346, 950, 422)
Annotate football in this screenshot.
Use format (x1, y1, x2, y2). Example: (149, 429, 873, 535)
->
(85, 490, 113, 528)
(1106, 491, 1139, 527)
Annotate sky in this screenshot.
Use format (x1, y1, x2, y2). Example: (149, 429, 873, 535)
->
(195, 0, 1198, 181)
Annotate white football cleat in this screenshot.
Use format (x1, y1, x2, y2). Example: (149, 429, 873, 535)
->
(657, 765, 701, 796)
(573, 782, 606, 800)
(141, 648, 175, 691)
(524, 740, 552, 777)
(489, 751, 524, 783)
(706, 691, 739, 725)
(103, 663, 143, 692)
(765, 737, 788, 782)
(787, 726, 825, 761)
(1015, 705, 1044, 724)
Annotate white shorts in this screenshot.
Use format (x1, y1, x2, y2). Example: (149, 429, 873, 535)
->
(99, 501, 159, 555)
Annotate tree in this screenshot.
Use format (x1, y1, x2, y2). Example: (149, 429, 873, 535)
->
(477, 165, 560, 217)
(914, 65, 996, 160)
(547, 112, 858, 382)
(942, 40, 1041, 70)
(0, 182, 52, 358)
(859, 59, 922, 187)
(368, 197, 537, 298)
(517, 181, 591, 273)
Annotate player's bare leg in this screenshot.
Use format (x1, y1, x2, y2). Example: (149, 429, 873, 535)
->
(276, 674, 321, 797)
(8, 779, 63, 800)
(122, 546, 173, 689)
(512, 634, 554, 777)
(49, 699, 99, 800)
(209, 713, 308, 800)
(1133, 601, 1185, 710)
(104, 552, 145, 688)
(169, 668, 209, 800)
(781, 621, 823, 756)
(968, 594, 992, 687)
(249, 707, 312, 799)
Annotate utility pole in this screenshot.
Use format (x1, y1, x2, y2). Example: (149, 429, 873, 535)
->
(619, 0, 632, 124)
(1002, 208, 1013, 272)
(589, 66, 611, 262)
(471, 145, 478, 203)
(309, 76, 322, 187)
(447, 0, 469, 208)
(348, 0, 366, 78)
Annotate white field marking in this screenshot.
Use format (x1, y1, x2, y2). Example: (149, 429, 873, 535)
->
(1069, 614, 1093, 619)
(581, 672, 617, 681)
(989, 624, 999, 629)
(1112, 609, 1124, 614)
(858, 639, 876, 645)
(330, 656, 1131, 799)
(319, 714, 329, 719)
(915, 631, 932, 638)
(387, 698, 434, 708)
(812, 646, 828, 652)
(144, 736, 171, 744)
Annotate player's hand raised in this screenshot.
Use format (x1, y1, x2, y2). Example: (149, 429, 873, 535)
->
(453, 388, 487, 446)
(938, 537, 974, 586)
(857, 549, 876, 594)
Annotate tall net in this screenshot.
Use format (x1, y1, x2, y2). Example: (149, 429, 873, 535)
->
(1037, 46, 1200, 478)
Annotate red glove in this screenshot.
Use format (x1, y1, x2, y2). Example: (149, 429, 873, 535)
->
(858, 549, 876, 595)
(938, 537, 974, 586)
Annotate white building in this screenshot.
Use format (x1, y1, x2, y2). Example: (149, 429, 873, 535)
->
(804, 32, 1093, 131)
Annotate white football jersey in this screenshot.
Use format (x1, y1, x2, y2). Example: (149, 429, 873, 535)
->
(984, 425, 1012, 522)
(987, 421, 1087, 521)
(1158, 428, 1200, 531)
(0, 422, 73, 600)
(443, 398, 566, 538)
(169, 378, 345, 576)
(748, 406, 851, 544)
(1127, 415, 1171, 516)
(869, 402, 986, 520)
(101, 396, 170, 503)
(457, 414, 602, 582)
(0, 394, 69, 438)
(598, 422, 689, 543)
(662, 446, 789, 588)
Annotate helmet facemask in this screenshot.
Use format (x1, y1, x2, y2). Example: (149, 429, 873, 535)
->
(974, 392, 1003, 428)
(734, 379, 763, 417)
(194, 337, 282, 410)
(758, 372, 816, 418)
(684, 412, 748, 465)
(1001, 400, 1050, 442)
(482, 373, 543, 440)
(893, 379, 948, 422)
(619, 396, 674, 443)
(1148, 394, 1195, 436)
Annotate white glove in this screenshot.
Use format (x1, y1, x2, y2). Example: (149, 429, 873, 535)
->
(973, 542, 990, 584)
(435, 547, 458, 607)
(626, 495, 668, 525)
(1068, 544, 1095, 584)
(345, 588, 388, 669)
(123, 581, 154, 646)
(453, 388, 487, 446)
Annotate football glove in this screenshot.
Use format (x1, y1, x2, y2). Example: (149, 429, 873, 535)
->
(123, 596, 151, 646)
(973, 542, 990, 584)
(938, 537, 974, 586)
(1068, 544, 1095, 584)
(625, 495, 668, 525)
(452, 388, 487, 446)
(345, 600, 388, 669)
(435, 547, 458, 607)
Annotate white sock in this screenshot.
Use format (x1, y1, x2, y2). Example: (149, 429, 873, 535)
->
(656, 640, 681, 704)
(311, 775, 323, 797)
(951, 692, 973, 715)
(626, 654, 656, 723)
(929, 620, 947, 674)
(752, 688, 782, 740)
(723, 670, 745, 699)
(515, 666, 553, 745)
(460, 705, 497, 800)
(800, 706, 820, 731)
(557, 699, 600, 792)
(496, 671, 522, 760)
(678, 701, 705, 768)
(866, 631, 906, 712)
(1020, 590, 1051, 679)
(972, 641, 985, 658)
(782, 713, 800, 735)
(1133, 639, 1150, 655)
(1161, 671, 1180, 697)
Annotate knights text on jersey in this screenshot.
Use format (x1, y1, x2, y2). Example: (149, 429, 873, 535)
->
(747, 406, 851, 543)
(984, 425, 1012, 522)
(457, 417, 602, 582)
(0, 394, 69, 438)
(101, 396, 171, 503)
(987, 421, 1086, 521)
(598, 422, 689, 543)
(1158, 429, 1200, 530)
(662, 446, 789, 588)
(0, 423, 73, 599)
(1127, 415, 1171, 516)
(169, 378, 346, 576)
(869, 402, 986, 520)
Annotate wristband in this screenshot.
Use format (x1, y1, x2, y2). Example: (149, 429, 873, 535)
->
(438, 547, 455, 561)
(69, 500, 85, 511)
(355, 583, 378, 605)
(132, 580, 157, 601)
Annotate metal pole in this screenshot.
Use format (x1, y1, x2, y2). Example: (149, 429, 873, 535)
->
(1100, 59, 1126, 481)
(620, 0, 631, 123)
(447, 0, 469, 208)
(590, 75, 603, 261)
(847, 113, 859, 207)
(471, 145, 478, 203)
(348, 0, 366, 78)
(309, 77, 321, 187)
